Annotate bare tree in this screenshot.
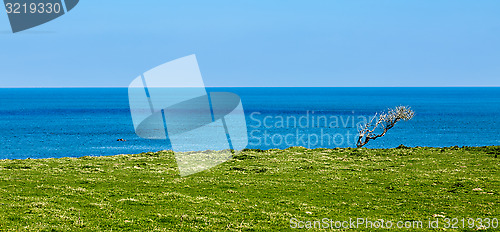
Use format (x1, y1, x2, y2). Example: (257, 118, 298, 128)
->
(357, 106, 415, 148)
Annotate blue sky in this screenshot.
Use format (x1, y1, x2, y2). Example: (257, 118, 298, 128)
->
(1, 0, 499, 87)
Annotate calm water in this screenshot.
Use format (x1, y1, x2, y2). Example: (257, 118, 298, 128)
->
(0, 88, 499, 159)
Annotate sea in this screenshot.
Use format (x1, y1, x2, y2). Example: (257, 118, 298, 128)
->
(0, 87, 499, 159)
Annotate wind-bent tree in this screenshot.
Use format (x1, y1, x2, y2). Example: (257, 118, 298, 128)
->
(357, 106, 415, 148)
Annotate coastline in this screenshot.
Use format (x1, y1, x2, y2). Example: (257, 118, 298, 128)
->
(1, 145, 499, 161)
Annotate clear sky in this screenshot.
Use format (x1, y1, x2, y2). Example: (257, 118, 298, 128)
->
(1, 0, 499, 87)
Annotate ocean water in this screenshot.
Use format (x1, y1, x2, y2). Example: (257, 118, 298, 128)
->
(0, 87, 499, 159)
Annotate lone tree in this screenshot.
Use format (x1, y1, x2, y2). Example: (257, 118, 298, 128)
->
(357, 106, 415, 148)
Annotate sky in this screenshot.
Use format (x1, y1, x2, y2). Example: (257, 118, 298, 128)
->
(0, 0, 499, 87)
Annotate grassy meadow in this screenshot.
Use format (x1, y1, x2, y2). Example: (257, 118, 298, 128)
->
(0, 146, 498, 231)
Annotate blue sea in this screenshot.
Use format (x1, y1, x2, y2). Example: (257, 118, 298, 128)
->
(0, 87, 499, 159)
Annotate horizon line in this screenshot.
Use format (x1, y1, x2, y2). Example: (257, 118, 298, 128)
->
(0, 86, 499, 88)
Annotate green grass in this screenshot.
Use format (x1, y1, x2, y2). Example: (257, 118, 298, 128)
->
(0, 146, 498, 231)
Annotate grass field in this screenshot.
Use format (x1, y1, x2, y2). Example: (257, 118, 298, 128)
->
(0, 146, 498, 231)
